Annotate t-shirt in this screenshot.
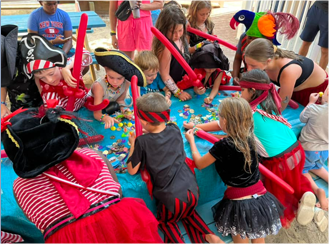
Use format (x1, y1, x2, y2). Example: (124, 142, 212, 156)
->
(209, 137, 260, 187)
(314, 1, 328, 13)
(299, 103, 328, 151)
(253, 108, 297, 157)
(140, 73, 165, 96)
(128, 123, 199, 213)
(27, 7, 72, 44)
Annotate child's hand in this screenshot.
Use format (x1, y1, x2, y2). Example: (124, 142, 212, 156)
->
(61, 67, 77, 88)
(103, 115, 119, 129)
(53, 35, 70, 45)
(178, 91, 192, 101)
(185, 128, 195, 143)
(194, 86, 206, 95)
(128, 132, 136, 145)
(165, 96, 172, 106)
(204, 96, 213, 104)
(233, 77, 240, 85)
(183, 121, 195, 130)
(309, 93, 319, 104)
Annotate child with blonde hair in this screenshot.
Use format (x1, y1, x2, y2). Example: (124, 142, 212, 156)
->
(187, 0, 214, 54)
(185, 97, 284, 243)
(134, 51, 171, 106)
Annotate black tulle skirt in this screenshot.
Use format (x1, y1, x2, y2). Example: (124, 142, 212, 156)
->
(212, 192, 284, 239)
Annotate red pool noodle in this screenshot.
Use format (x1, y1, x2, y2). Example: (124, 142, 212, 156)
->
(187, 27, 237, 51)
(288, 99, 299, 109)
(219, 85, 241, 91)
(66, 13, 88, 111)
(151, 27, 197, 81)
(195, 129, 295, 194)
(131, 75, 143, 137)
(1, 150, 7, 158)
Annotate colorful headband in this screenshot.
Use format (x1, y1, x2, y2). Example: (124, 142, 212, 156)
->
(137, 109, 170, 123)
(239, 81, 282, 113)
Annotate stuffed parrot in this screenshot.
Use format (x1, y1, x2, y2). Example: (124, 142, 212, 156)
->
(230, 10, 299, 46)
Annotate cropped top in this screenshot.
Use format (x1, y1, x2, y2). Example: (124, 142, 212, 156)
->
(271, 56, 314, 87)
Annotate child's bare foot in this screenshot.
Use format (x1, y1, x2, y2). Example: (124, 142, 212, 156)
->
(205, 234, 224, 243)
(315, 189, 329, 211)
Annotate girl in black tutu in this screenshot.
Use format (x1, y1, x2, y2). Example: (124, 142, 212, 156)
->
(185, 97, 284, 243)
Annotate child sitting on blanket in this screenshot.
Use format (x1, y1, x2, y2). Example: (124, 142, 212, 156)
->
(134, 51, 172, 106)
(127, 93, 223, 243)
(20, 33, 92, 111)
(88, 48, 147, 129)
(299, 87, 329, 212)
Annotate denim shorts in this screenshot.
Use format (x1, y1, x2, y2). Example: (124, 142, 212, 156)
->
(303, 150, 328, 174)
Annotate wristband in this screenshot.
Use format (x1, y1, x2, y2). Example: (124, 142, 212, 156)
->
(100, 114, 107, 122)
(195, 42, 202, 50)
(174, 89, 183, 97)
(110, 30, 116, 36)
(1, 101, 7, 106)
(191, 151, 198, 155)
(163, 78, 180, 95)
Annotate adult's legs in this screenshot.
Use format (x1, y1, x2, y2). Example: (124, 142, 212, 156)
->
(319, 47, 328, 71)
(122, 50, 135, 60)
(298, 41, 312, 57)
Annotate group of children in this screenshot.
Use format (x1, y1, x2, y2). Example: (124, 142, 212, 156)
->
(2, 0, 328, 243)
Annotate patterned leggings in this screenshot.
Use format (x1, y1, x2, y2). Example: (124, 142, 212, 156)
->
(157, 191, 214, 243)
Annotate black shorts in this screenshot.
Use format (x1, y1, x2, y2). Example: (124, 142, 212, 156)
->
(300, 4, 328, 48)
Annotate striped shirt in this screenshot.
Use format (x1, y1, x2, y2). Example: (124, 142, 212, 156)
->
(1, 231, 24, 243)
(13, 148, 121, 232)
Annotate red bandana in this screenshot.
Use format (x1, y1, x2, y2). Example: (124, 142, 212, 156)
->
(137, 109, 170, 123)
(239, 80, 282, 114)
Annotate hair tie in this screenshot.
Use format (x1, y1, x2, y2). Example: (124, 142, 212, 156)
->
(273, 45, 277, 53)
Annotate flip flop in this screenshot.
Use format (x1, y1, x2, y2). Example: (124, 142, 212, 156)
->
(297, 191, 316, 226)
(314, 207, 328, 232)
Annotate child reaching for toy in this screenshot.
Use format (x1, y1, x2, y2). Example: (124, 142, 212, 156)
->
(299, 87, 329, 211)
(189, 41, 230, 104)
(184, 69, 315, 228)
(185, 97, 284, 243)
(88, 48, 147, 129)
(134, 51, 172, 106)
(187, 0, 214, 54)
(127, 92, 223, 243)
(153, 5, 205, 101)
(20, 33, 91, 111)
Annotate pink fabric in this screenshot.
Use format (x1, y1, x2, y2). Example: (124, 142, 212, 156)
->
(240, 81, 282, 113)
(224, 181, 267, 199)
(45, 151, 103, 218)
(117, 0, 153, 52)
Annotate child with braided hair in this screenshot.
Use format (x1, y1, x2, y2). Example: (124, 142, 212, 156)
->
(127, 92, 222, 243)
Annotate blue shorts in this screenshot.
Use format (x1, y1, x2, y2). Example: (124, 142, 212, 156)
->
(300, 4, 328, 48)
(303, 150, 328, 174)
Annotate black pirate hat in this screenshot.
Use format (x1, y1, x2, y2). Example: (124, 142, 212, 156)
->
(94, 47, 147, 87)
(1, 108, 79, 178)
(20, 33, 67, 79)
(189, 41, 230, 70)
(1, 25, 19, 87)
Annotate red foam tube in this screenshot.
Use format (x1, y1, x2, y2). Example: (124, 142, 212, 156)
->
(195, 130, 295, 195)
(187, 27, 237, 51)
(66, 13, 88, 111)
(218, 85, 241, 91)
(151, 27, 197, 81)
(1, 150, 7, 158)
(131, 75, 143, 137)
(288, 99, 299, 109)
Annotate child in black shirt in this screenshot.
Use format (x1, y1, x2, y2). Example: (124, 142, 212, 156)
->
(185, 97, 284, 243)
(127, 93, 223, 243)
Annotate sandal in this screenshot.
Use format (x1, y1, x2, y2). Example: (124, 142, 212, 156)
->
(314, 207, 328, 232)
(297, 191, 316, 225)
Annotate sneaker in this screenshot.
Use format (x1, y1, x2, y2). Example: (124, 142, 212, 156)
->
(297, 191, 316, 225)
(314, 207, 328, 232)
